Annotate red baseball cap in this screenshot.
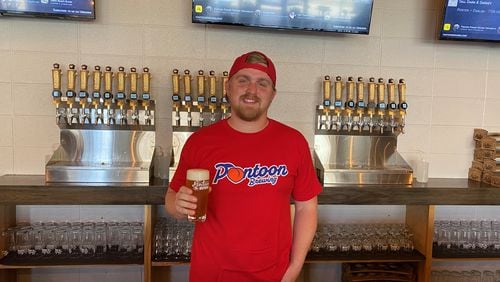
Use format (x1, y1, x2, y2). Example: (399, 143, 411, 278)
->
(228, 51, 276, 87)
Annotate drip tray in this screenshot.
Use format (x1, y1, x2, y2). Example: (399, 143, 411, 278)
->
(317, 165, 413, 185)
(46, 161, 153, 183)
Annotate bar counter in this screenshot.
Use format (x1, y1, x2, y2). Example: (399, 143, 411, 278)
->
(0, 175, 497, 205)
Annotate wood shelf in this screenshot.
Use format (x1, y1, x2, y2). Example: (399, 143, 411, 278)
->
(0, 175, 496, 206)
(1, 175, 499, 282)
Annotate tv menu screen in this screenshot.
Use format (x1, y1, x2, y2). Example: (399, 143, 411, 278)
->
(0, 0, 95, 20)
(192, 0, 374, 34)
(440, 0, 500, 42)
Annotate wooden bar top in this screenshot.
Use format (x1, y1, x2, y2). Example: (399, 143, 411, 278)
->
(0, 175, 168, 205)
(0, 175, 498, 205)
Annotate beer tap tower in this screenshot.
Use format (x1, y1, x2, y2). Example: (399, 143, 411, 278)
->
(314, 75, 412, 185)
(170, 68, 230, 179)
(45, 64, 156, 183)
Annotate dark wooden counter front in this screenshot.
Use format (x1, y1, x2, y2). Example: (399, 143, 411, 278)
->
(0, 175, 168, 205)
(0, 175, 498, 205)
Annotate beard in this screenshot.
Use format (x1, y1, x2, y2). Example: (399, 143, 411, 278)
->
(231, 94, 264, 122)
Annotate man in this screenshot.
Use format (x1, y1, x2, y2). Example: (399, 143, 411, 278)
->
(165, 51, 322, 282)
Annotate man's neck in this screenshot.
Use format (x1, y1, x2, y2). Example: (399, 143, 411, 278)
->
(227, 116, 270, 133)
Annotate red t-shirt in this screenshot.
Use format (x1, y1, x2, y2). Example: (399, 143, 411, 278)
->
(170, 119, 322, 282)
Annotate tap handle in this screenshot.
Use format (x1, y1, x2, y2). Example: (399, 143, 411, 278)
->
(367, 77, 376, 107)
(322, 75, 331, 107)
(103, 66, 113, 100)
(356, 77, 365, 107)
(183, 70, 192, 105)
(116, 66, 126, 98)
(209, 70, 217, 105)
(92, 66, 102, 95)
(79, 64, 89, 96)
(129, 67, 138, 100)
(377, 78, 385, 108)
(52, 63, 62, 98)
(141, 67, 151, 96)
(196, 70, 206, 103)
(66, 64, 77, 97)
(345, 76, 355, 109)
(172, 69, 181, 104)
(398, 78, 408, 110)
(221, 71, 229, 103)
(334, 76, 343, 107)
(141, 67, 151, 100)
(387, 78, 397, 110)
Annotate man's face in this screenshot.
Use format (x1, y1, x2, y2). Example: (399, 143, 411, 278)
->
(226, 68, 276, 122)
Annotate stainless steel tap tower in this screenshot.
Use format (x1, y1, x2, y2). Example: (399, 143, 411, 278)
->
(314, 75, 412, 185)
(169, 69, 230, 179)
(45, 64, 156, 183)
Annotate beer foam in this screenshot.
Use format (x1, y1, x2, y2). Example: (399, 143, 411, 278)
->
(187, 169, 209, 181)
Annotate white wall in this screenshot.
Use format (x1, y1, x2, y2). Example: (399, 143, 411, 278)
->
(1, 0, 500, 281)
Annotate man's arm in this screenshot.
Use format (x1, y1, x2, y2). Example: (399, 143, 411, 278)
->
(281, 196, 318, 282)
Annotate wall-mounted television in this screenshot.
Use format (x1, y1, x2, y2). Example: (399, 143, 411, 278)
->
(0, 0, 95, 21)
(440, 0, 500, 42)
(192, 0, 374, 34)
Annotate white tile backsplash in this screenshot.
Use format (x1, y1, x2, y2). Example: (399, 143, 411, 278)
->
(323, 36, 381, 66)
(429, 126, 476, 154)
(381, 38, 435, 68)
(13, 84, 54, 116)
(435, 41, 489, 70)
(431, 97, 484, 126)
(0, 116, 13, 147)
(79, 24, 144, 56)
(486, 71, 500, 99)
(0, 21, 11, 50)
(11, 21, 78, 53)
(0, 147, 14, 175)
(13, 116, 59, 147)
(144, 26, 206, 59)
(0, 51, 13, 82)
(3, 0, 500, 280)
(434, 68, 487, 98)
(0, 82, 13, 115)
(382, 9, 437, 40)
(11, 52, 78, 84)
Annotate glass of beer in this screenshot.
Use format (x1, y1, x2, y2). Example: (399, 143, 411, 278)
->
(186, 169, 210, 222)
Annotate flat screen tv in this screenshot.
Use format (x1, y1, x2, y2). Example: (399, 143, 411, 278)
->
(192, 0, 374, 34)
(0, 0, 95, 21)
(440, 0, 500, 42)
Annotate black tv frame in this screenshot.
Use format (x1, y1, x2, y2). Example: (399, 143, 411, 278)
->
(0, 0, 95, 21)
(439, 0, 500, 43)
(192, 0, 374, 35)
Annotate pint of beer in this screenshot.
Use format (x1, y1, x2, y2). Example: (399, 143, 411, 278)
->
(186, 169, 210, 222)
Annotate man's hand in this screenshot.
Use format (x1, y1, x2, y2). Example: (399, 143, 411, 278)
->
(174, 186, 197, 216)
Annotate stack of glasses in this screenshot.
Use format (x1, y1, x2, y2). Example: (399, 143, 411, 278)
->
(431, 269, 500, 282)
(309, 223, 415, 259)
(153, 217, 194, 262)
(1, 221, 144, 263)
(433, 220, 500, 258)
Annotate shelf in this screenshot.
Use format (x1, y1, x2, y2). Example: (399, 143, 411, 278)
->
(0, 175, 167, 205)
(0, 252, 143, 268)
(0, 175, 497, 206)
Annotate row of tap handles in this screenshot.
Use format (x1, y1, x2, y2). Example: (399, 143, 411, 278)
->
(171, 69, 231, 128)
(51, 63, 154, 126)
(319, 76, 408, 134)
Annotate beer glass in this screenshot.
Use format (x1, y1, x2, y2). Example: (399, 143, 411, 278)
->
(186, 169, 210, 222)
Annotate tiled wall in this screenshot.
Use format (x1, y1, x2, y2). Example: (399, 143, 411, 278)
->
(1, 0, 500, 281)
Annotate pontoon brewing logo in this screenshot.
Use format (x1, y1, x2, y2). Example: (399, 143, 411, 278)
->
(212, 162, 288, 187)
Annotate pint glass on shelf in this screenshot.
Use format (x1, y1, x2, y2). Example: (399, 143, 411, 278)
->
(186, 169, 210, 222)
